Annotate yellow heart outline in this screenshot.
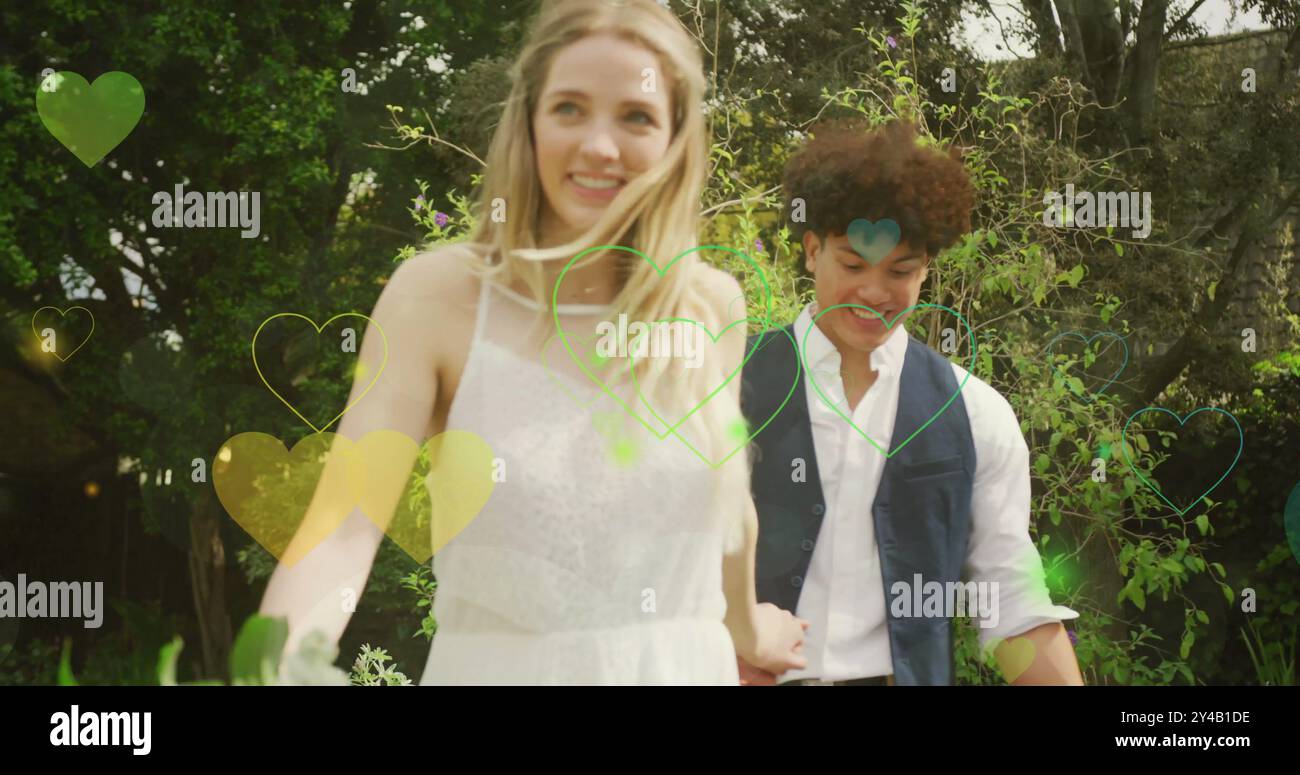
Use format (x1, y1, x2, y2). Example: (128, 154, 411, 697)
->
(251, 312, 388, 434)
(31, 305, 95, 362)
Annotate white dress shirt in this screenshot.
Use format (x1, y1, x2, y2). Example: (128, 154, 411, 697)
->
(781, 305, 1078, 683)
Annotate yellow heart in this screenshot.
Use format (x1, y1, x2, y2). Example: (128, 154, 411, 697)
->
(354, 430, 496, 564)
(31, 306, 95, 362)
(251, 313, 388, 434)
(212, 432, 366, 567)
(993, 637, 1038, 682)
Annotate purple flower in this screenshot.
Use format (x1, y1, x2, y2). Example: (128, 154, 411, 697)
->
(755, 238, 764, 252)
(886, 35, 897, 49)
(414, 194, 425, 211)
(434, 211, 449, 227)
(1067, 630, 1078, 645)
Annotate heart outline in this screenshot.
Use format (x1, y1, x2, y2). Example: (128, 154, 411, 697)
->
(31, 305, 95, 362)
(1120, 406, 1244, 516)
(629, 316, 754, 438)
(636, 321, 802, 469)
(1045, 330, 1128, 401)
(251, 313, 388, 434)
(552, 244, 773, 440)
(1284, 482, 1300, 566)
(801, 303, 977, 458)
(540, 329, 629, 409)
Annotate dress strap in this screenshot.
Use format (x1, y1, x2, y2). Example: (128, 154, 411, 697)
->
(471, 270, 493, 346)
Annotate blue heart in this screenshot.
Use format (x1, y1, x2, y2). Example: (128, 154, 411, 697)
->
(1044, 331, 1129, 401)
(846, 218, 901, 264)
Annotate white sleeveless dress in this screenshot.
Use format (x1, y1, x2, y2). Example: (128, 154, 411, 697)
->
(419, 275, 741, 685)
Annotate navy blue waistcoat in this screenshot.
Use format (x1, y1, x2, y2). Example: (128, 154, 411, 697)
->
(740, 324, 976, 685)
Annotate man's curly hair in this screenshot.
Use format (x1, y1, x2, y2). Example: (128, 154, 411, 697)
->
(782, 118, 975, 272)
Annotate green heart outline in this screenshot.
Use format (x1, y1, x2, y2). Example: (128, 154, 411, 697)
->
(628, 316, 751, 438)
(551, 244, 773, 441)
(1045, 330, 1128, 402)
(540, 329, 627, 408)
(801, 303, 977, 457)
(630, 320, 801, 469)
(1121, 406, 1244, 516)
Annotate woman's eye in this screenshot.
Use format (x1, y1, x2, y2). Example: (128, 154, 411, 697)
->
(554, 102, 580, 115)
(626, 110, 654, 125)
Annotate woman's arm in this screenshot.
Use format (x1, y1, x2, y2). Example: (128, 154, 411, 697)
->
(703, 266, 808, 675)
(721, 497, 762, 656)
(259, 250, 457, 657)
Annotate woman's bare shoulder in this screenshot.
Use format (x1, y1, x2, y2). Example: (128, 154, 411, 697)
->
(385, 242, 485, 307)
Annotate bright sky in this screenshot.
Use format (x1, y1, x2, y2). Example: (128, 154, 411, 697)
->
(960, 0, 1268, 60)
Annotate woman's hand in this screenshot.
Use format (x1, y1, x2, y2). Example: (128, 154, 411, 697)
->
(736, 602, 809, 677)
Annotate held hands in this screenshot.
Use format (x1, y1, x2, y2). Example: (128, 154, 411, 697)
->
(736, 602, 809, 684)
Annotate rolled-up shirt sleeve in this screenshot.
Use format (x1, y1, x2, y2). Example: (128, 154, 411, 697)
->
(955, 366, 1079, 651)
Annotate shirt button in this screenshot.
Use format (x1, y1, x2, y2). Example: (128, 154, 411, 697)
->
(801, 539, 815, 551)
(791, 576, 804, 588)
(811, 503, 825, 516)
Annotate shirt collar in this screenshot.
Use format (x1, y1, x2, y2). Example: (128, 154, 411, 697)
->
(793, 303, 908, 379)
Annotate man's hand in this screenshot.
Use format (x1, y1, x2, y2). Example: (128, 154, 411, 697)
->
(737, 655, 778, 686)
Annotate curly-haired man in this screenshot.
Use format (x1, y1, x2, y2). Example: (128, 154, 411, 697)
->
(739, 119, 1083, 686)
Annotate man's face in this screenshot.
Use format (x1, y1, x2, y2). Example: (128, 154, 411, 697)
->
(803, 230, 930, 356)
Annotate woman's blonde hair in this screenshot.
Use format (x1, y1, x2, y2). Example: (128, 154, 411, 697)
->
(464, 0, 749, 542)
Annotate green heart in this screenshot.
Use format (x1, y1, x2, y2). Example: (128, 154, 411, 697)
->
(802, 303, 976, 457)
(36, 71, 145, 167)
(552, 244, 773, 441)
(1121, 407, 1244, 516)
(629, 319, 800, 468)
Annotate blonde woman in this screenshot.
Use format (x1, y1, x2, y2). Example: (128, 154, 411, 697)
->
(259, 0, 807, 685)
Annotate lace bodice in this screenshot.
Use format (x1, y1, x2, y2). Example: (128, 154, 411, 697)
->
(419, 273, 740, 685)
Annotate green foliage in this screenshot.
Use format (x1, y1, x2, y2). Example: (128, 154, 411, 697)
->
(348, 644, 413, 686)
(364, 0, 1300, 687)
(402, 566, 439, 643)
(3, 0, 1295, 688)
(1241, 619, 1297, 686)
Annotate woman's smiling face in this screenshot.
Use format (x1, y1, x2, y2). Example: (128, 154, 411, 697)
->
(532, 32, 674, 244)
